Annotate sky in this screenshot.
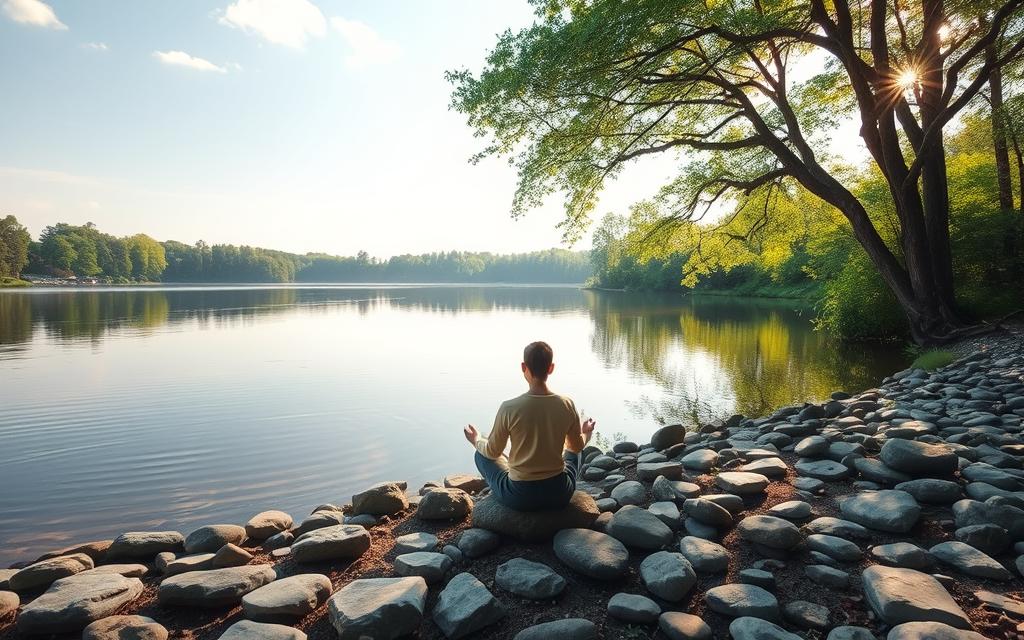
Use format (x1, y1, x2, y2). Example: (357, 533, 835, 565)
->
(0, 0, 679, 257)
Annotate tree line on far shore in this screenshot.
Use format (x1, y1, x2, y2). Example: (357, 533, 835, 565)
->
(0, 218, 591, 284)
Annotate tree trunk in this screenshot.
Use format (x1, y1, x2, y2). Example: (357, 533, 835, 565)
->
(989, 61, 1014, 210)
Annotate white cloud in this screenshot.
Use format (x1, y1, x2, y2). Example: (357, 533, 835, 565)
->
(82, 42, 108, 51)
(2, 0, 67, 30)
(219, 0, 326, 48)
(153, 50, 227, 74)
(331, 17, 399, 70)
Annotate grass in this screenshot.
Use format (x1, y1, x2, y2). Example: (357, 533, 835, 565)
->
(688, 279, 821, 301)
(910, 349, 956, 371)
(0, 277, 31, 288)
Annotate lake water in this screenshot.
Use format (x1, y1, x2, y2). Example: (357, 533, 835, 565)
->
(0, 285, 905, 564)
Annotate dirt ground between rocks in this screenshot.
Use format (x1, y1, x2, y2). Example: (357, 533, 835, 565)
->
(2, 451, 1022, 640)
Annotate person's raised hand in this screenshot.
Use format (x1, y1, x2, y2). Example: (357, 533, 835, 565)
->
(463, 424, 479, 445)
(582, 417, 596, 438)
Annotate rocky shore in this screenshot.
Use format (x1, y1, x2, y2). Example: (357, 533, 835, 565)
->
(1, 348, 1023, 639)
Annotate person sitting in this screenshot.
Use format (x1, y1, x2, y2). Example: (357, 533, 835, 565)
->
(462, 340, 596, 511)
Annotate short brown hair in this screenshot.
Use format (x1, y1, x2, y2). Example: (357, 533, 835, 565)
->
(523, 341, 553, 381)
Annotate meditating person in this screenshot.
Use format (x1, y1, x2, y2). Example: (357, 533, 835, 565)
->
(463, 340, 596, 511)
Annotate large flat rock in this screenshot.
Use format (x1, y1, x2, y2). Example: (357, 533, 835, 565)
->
(292, 524, 371, 563)
(328, 577, 427, 640)
(472, 491, 599, 542)
(861, 565, 971, 629)
(839, 490, 920, 533)
(242, 574, 333, 620)
(18, 573, 145, 635)
(159, 565, 277, 608)
(553, 529, 628, 580)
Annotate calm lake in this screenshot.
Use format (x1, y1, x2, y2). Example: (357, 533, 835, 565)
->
(0, 285, 905, 564)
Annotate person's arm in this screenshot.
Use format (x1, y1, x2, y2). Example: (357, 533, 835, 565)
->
(564, 401, 585, 453)
(475, 405, 510, 460)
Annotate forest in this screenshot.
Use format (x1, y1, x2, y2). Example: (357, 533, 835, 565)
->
(0, 219, 591, 285)
(451, 0, 1024, 342)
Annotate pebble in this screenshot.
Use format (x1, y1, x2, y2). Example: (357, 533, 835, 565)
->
(606, 504, 674, 549)
(716, 471, 770, 494)
(244, 510, 293, 540)
(183, 524, 246, 554)
(678, 536, 729, 572)
(513, 619, 597, 640)
(870, 542, 934, 569)
(394, 532, 438, 554)
(737, 515, 803, 550)
(729, 616, 801, 639)
(219, 620, 305, 640)
(607, 593, 660, 623)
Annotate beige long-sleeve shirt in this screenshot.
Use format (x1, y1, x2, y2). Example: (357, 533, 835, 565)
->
(475, 392, 584, 481)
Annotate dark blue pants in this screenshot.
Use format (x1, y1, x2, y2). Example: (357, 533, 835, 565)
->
(474, 451, 580, 511)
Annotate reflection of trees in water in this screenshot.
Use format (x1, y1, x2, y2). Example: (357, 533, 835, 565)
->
(0, 286, 586, 348)
(586, 291, 904, 421)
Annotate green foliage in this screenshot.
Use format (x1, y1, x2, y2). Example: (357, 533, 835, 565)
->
(0, 215, 31, 278)
(910, 349, 956, 371)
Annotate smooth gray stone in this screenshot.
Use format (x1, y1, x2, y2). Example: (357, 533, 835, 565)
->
(327, 577, 426, 640)
(737, 515, 802, 550)
(716, 472, 769, 494)
(9, 553, 94, 592)
(351, 482, 409, 516)
(803, 516, 871, 539)
(293, 511, 345, 538)
(184, 524, 246, 554)
(861, 565, 971, 629)
(929, 541, 1012, 580)
(416, 488, 472, 520)
(794, 436, 829, 457)
(471, 491, 598, 542)
(870, 542, 934, 569)
(639, 551, 696, 602)
(17, 573, 145, 635)
(163, 553, 214, 577)
(242, 574, 332, 621)
(738, 568, 775, 590)
(702, 493, 745, 513)
(895, 479, 962, 504)
(432, 572, 506, 639)
(768, 500, 811, 519)
(494, 558, 565, 599)
(705, 583, 779, 620)
(553, 529, 628, 580)
(827, 626, 879, 640)
(159, 565, 277, 608)
(682, 498, 733, 527)
(107, 531, 184, 560)
(219, 620, 305, 640)
(680, 449, 718, 471)
(683, 517, 719, 540)
(839, 490, 920, 533)
(805, 564, 850, 588)
(885, 621, 987, 639)
(652, 476, 701, 501)
(456, 528, 501, 558)
(955, 523, 1010, 555)
(292, 525, 370, 563)
(606, 505, 674, 550)
(610, 480, 646, 505)
(658, 611, 712, 640)
(678, 536, 729, 572)
(806, 534, 861, 561)
(244, 510, 293, 540)
(607, 592, 660, 623)
(394, 552, 453, 584)
(729, 616, 801, 639)
(739, 457, 788, 478)
(853, 458, 911, 485)
(796, 459, 850, 481)
(880, 439, 957, 476)
(394, 532, 438, 554)
(649, 501, 681, 528)
(952, 499, 1024, 539)
(783, 600, 829, 629)
(651, 424, 687, 450)
(513, 619, 597, 640)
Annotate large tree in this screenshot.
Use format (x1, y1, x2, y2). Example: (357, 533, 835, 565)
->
(450, 0, 1024, 343)
(0, 214, 31, 278)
